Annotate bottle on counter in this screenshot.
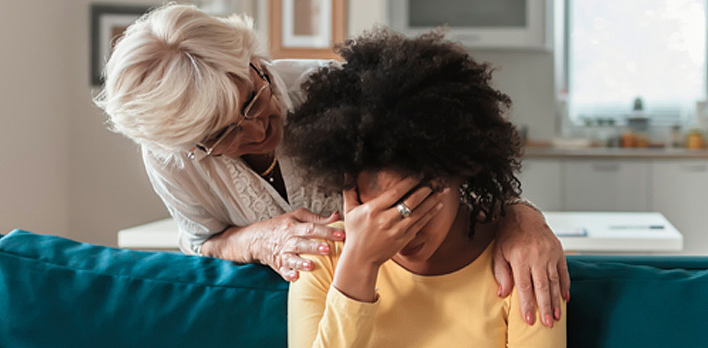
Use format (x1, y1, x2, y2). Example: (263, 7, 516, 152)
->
(621, 130, 635, 148)
(607, 119, 621, 147)
(595, 118, 611, 147)
(669, 125, 683, 148)
(686, 129, 705, 149)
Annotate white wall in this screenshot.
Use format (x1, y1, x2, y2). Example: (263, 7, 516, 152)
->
(0, 0, 169, 245)
(0, 0, 72, 237)
(65, 0, 171, 247)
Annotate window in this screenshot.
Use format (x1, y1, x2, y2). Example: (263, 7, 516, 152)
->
(560, 0, 707, 126)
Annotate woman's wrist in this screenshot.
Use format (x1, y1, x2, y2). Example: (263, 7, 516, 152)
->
(505, 197, 544, 219)
(201, 226, 255, 263)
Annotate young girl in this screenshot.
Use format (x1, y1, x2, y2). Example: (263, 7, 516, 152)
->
(284, 28, 566, 347)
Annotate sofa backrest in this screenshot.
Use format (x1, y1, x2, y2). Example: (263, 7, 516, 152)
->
(2, 229, 708, 348)
(567, 255, 708, 348)
(0, 230, 289, 348)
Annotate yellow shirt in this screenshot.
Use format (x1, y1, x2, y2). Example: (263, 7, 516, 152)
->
(288, 232, 566, 347)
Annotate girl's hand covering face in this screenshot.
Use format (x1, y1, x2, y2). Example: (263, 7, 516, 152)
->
(341, 174, 447, 267)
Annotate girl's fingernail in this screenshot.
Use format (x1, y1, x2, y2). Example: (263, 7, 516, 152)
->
(525, 312, 534, 325)
(303, 260, 313, 270)
(333, 231, 345, 239)
(318, 244, 330, 254)
(565, 291, 571, 302)
(554, 307, 561, 320)
(497, 285, 502, 297)
(289, 271, 299, 280)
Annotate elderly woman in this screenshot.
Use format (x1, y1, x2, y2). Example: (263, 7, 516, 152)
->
(94, 4, 567, 326)
(286, 28, 565, 347)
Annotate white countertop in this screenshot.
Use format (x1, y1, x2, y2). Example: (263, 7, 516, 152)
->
(544, 211, 683, 253)
(118, 211, 684, 254)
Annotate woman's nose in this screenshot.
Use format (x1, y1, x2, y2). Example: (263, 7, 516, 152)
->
(242, 116, 267, 139)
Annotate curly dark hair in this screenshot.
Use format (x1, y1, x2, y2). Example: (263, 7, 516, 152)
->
(284, 28, 523, 231)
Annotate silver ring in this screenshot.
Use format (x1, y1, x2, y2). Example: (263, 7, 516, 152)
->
(396, 202, 412, 218)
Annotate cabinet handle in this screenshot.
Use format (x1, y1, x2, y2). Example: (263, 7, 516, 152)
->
(592, 163, 620, 172)
(680, 164, 708, 173)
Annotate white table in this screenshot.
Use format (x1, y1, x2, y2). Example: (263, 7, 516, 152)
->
(118, 211, 684, 254)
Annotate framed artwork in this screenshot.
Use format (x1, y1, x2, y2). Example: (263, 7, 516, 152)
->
(90, 4, 153, 85)
(269, 0, 346, 60)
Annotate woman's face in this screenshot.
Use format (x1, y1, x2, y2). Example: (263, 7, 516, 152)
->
(356, 169, 463, 264)
(210, 60, 284, 158)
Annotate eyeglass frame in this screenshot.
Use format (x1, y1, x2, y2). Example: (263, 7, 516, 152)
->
(189, 62, 273, 158)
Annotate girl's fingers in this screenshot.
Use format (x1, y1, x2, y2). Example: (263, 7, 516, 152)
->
(397, 185, 434, 211)
(342, 186, 360, 214)
(369, 176, 422, 211)
(403, 201, 443, 237)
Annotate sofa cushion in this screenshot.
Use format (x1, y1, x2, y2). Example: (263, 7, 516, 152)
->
(0, 229, 288, 348)
(567, 256, 708, 348)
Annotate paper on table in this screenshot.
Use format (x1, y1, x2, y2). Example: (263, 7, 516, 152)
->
(552, 227, 588, 237)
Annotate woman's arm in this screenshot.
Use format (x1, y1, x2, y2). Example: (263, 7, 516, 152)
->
(201, 208, 344, 280)
(492, 202, 571, 327)
(142, 148, 345, 281)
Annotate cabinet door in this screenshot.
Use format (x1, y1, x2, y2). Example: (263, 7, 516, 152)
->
(651, 160, 708, 255)
(563, 160, 649, 211)
(518, 159, 562, 211)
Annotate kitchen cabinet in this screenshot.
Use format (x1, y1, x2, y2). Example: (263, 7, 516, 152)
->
(518, 159, 563, 211)
(563, 160, 650, 212)
(520, 148, 708, 255)
(651, 161, 708, 255)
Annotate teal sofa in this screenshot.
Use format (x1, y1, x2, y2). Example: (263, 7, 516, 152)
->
(1, 229, 707, 348)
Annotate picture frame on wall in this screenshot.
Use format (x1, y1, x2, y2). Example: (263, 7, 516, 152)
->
(269, 0, 346, 60)
(90, 4, 153, 85)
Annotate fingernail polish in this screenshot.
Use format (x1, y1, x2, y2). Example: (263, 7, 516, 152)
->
(318, 244, 330, 254)
(497, 286, 502, 297)
(290, 271, 299, 280)
(554, 307, 561, 320)
(333, 231, 345, 239)
(525, 312, 534, 324)
(545, 314, 554, 328)
(565, 291, 571, 302)
(303, 260, 312, 270)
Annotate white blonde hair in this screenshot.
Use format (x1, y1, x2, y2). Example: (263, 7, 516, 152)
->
(94, 3, 268, 164)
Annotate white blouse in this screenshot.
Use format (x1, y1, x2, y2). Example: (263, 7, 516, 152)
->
(142, 59, 343, 255)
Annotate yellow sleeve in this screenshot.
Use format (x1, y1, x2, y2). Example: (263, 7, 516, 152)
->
(288, 241, 379, 348)
(506, 289, 567, 348)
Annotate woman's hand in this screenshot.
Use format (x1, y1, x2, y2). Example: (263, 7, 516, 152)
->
(491, 203, 570, 329)
(332, 176, 445, 302)
(201, 208, 345, 281)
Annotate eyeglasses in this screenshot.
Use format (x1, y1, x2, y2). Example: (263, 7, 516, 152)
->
(189, 62, 273, 158)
